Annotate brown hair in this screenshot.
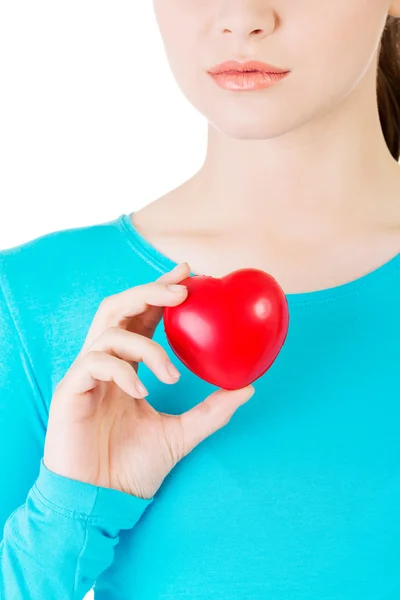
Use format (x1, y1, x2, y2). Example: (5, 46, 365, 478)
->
(377, 15, 400, 161)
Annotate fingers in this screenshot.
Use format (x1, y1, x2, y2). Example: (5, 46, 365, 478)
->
(101, 277, 188, 322)
(178, 385, 256, 456)
(140, 262, 192, 335)
(156, 262, 191, 284)
(59, 350, 142, 399)
(86, 327, 181, 393)
(80, 262, 191, 354)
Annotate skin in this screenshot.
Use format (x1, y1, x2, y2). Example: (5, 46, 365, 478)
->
(131, 0, 400, 293)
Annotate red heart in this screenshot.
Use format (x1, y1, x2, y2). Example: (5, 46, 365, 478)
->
(163, 268, 289, 390)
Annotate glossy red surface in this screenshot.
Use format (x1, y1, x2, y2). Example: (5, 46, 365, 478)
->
(163, 268, 289, 390)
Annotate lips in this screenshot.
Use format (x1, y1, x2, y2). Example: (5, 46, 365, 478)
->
(209, 69, 289, 91)
(208, 59, 289, 75)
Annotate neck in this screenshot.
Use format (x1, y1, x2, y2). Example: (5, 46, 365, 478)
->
(185, 61, 400, 243)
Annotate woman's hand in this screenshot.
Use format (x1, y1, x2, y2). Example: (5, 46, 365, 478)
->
(43, 262, 255, 500)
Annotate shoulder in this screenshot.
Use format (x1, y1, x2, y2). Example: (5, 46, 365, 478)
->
(0, 214, 152, 400)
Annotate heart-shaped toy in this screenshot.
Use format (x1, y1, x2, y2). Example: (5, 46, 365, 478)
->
(163, 268, 289, 390)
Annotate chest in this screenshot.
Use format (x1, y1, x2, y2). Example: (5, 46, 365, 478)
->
(94, 306, 400, 599)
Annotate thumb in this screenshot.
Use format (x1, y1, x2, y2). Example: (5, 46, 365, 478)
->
(179, 385, 255, 457)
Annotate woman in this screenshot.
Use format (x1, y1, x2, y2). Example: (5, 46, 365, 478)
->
(1, 1, 400, 598)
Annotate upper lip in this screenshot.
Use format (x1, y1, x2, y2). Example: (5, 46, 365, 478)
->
(208, 60, 290, 75)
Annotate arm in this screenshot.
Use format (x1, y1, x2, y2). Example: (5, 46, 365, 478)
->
(0, 262, 153, 599)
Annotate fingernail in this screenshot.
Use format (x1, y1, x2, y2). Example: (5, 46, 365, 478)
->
(166, 361, 180, 380)
(136, 380, 148, 396)
(167, 284, 187, 293)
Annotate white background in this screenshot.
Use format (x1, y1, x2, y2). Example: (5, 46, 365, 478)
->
(0, 1, 206, 251)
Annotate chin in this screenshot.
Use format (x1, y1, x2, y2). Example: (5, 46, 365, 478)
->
(207, 113, 292, 141)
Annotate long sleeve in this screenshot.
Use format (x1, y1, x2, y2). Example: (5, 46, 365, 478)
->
(0, 261, 153, 599)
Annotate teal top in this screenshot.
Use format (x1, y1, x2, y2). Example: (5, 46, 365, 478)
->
(1, 212, 399, 599)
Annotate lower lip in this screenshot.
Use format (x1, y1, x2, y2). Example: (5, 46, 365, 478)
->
(208, 70, 289, 91)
